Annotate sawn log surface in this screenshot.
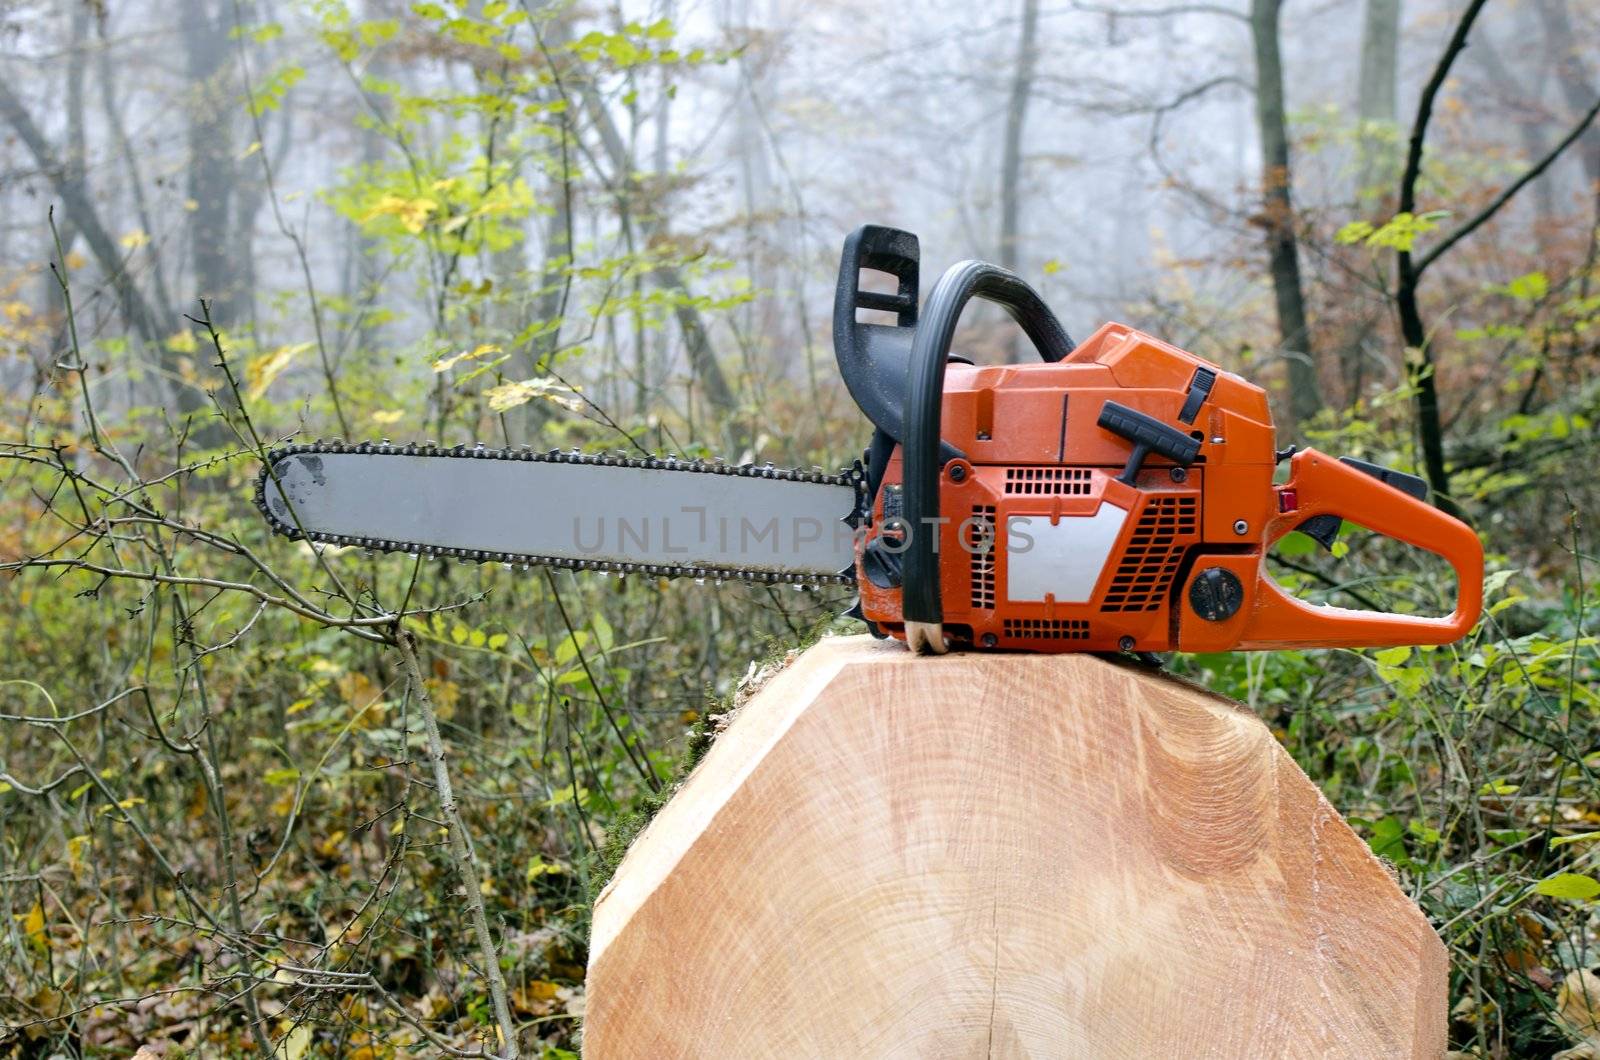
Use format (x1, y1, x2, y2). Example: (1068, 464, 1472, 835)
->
(585, 635, 1446, 1058)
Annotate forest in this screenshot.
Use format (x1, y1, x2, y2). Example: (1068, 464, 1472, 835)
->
(0, 0, 1597, 1055)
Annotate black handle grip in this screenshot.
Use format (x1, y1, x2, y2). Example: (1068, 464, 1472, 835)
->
(901, 260, 1077, 626)
(833, 226, 928, 452)
(1097, 400, 1200, 485)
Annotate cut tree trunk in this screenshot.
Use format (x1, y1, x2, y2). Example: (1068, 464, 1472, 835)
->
(585, 635, 1446, 1058)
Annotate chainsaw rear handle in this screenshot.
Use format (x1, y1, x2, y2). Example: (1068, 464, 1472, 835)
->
(834, 226, 923, 450)
(1237, 449, 1484, 648)
(901, 260, 1077, 628)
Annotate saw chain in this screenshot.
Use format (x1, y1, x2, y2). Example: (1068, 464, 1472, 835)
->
(252, 440, 865, 587)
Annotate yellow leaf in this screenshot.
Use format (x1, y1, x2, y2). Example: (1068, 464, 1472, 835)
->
(425, 678, 460, 719)
(246, 342, 314, 401)
(119, 229, 150, 250)
(1041, 258, 1063, 275)
(485, 377, 581, 413)
(166, 329, 198, 353)
(316, 829, 347, 858)
(337, 671, 381, 712)
(363, 193, 438, 234)
(277, 1022, 312, 1060)
(242, 140, 262, 159)
(526, 856, 564, 881)
(370, 409, 404, 425)
(432, 343, 502, 373)
(20, 902, 45, 948)
(64, 250, 87, 270)
(66, 834, 89, 871)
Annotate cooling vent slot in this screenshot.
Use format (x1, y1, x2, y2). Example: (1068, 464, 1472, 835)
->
(968, 505, 996, 609)
(1003, 618, 1090, 640)
(1004, 467, 1092, 495)
(1101, 495, 1199, 613)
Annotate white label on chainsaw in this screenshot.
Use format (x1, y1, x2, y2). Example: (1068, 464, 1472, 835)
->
(1004, 504, 1128, 603)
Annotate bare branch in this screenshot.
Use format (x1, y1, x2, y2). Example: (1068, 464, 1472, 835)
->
(1415, 93, 1600, 277)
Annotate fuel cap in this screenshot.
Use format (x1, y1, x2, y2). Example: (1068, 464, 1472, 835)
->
(1190, 567, 1244, 622)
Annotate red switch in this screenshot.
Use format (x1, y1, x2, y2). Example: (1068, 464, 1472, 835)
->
(1277, 488, 1298, 513)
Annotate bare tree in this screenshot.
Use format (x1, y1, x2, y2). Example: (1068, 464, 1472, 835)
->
(1355, 0, 1401, 195)
(1393, 0, 1600, 511)
(1535, 0, 1600, 203)
(183, 0, 244, 326)
(998, 0, 1041, 274)
(1250, 0, 1322, 427)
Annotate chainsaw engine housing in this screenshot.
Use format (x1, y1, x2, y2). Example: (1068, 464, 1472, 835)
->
(855, 323, 1276, 653)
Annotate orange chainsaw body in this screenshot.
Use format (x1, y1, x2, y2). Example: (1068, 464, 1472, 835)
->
(852, 322, 1484, 654)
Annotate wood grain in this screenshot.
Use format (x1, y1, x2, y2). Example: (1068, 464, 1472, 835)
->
(586, 635, 1446, 1058)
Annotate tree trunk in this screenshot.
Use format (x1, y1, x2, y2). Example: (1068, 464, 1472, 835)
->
(1535, 0, 1600, 196)
(1394, 0, 1489, 515)
(998, 0, 1040, 273)
(182, 0, 241, 328)
(1249, 0, 1323, 430)
(588, 635, 1449, 1057)
(1355, 0, 1401, 196)
(0, 80, 169, 351)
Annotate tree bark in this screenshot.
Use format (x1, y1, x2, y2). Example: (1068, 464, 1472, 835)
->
(1394, 0, 1488, 515)
(1355, 0, 1401, 195)
(182, 0, 241, 327)
(0, 78, 169, 350)
(1535, 0, 1600, 195)
(1249, 0, 1323, 428)
(998, 0, 1040, 273)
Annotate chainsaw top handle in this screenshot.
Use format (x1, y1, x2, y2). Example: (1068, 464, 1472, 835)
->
(900, 259, 1076, 631)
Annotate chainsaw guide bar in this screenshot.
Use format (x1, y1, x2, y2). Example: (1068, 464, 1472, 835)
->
(255, 441, 865, 587)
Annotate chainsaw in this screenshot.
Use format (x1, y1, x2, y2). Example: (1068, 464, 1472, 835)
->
(255, 224, 1483, 655)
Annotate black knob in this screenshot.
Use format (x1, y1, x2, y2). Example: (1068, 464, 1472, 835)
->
(861, 538, 904, 589)
(1189, 567, 1244, 622)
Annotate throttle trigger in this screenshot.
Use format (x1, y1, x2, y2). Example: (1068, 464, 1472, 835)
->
(1297, 514, 1343, 552)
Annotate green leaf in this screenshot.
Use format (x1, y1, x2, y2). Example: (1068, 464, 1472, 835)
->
(1504, 271, 1548, 302)
(1532, 873, 1600, 900)
(1374, 646, 1412, 667)
(1335, 220, 1375, 245)
(1274, 531, 1316, 558)
(486, 633, 508, 651)
(591, 613, 615, 653)
(554, 631, 587, 665)
(1549, 832, 1600, 848)
(263, 768, 301, 786)
(1367, 815, 1406, 860)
